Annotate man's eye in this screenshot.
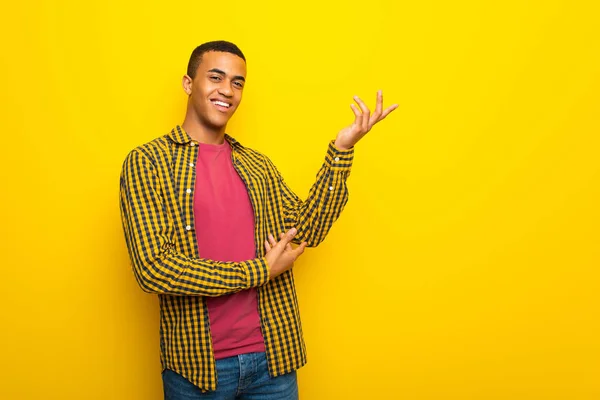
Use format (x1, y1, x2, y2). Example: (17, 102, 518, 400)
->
(210, 76, 221, 81)
(233, 81, 244, 88)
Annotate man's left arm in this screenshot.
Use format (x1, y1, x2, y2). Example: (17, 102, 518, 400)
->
(266, 90, 398, 247)
(263, 141, 354, 247)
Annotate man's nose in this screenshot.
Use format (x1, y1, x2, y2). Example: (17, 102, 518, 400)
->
(218, 82, 233, 97)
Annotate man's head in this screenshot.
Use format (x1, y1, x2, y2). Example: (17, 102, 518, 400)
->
(182, 41, 247, 131)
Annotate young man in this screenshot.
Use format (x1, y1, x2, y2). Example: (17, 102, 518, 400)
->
(119, 41, 397, 399)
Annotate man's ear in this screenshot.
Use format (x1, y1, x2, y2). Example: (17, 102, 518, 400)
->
(182, 75, 193, 95)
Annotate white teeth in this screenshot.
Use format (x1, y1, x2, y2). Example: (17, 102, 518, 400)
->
(212, 100, 230, 108)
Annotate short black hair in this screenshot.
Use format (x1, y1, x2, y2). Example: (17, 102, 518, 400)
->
(187, 41, 246, 79)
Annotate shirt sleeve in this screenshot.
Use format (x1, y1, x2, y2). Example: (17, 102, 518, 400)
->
(265, 141, 354, 247)
(119, 149, 270, 296)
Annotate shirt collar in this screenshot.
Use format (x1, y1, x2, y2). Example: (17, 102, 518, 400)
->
(167, 125, 191, 144)
(168, 125, 243, 149)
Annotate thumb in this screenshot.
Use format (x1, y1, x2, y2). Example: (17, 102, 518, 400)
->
(292, 242, 308, 258)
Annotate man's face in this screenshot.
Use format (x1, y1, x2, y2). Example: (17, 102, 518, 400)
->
(184, 51, 247, 130)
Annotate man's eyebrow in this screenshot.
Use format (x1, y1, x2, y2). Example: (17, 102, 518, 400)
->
(207, 68, 246, 82)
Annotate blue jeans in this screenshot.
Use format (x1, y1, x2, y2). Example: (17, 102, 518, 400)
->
(162, 352, 299, 400)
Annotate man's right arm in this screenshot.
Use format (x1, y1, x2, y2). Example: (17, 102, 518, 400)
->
(119, 149, 270, 296)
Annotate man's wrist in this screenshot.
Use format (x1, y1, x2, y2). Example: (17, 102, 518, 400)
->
(333, 139, 352, 151)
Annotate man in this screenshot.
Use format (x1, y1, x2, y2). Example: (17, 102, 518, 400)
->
(119, 41, 397, 399)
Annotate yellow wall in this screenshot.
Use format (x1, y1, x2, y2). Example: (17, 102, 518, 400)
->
(1, 1, 599, 399)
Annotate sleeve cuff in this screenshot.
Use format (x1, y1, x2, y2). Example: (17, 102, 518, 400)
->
(242, 257, 270, 288)
(325, 141, 354, 170)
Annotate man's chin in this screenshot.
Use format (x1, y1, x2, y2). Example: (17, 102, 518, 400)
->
(201, 115, 230, 131)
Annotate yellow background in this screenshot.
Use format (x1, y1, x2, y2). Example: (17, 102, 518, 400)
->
(1, 1, 599, 399)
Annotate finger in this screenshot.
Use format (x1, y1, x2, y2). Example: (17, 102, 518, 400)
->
(268, 233, 277, 247)
(292, 242, 308, 259)
(264, 240, 272, 252)
(378, 104, 399, 122)
(369, 90, 383, 127)
(350, 103, 363, 127)
(353, 96, 371, 132)
(375, 90, 383, 115)
(276, 227, 297, 248)
(353, 97, 370, 132)
(280, 232, 293, 251)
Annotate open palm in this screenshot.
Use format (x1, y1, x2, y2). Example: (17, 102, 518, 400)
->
(335, 91, 399, 150)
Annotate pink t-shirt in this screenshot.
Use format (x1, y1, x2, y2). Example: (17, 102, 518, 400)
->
(193, 140, 265, 360)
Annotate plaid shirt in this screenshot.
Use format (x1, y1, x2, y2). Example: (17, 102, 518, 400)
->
(119, 125, 354, 391)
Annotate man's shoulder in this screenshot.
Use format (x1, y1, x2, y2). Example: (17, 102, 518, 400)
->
(124, 133, 172, 164)
(228, 136, 268, 165)
(238, 144, 266, 160)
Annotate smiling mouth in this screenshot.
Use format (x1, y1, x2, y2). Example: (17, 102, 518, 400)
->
(211, 100, 231, 110)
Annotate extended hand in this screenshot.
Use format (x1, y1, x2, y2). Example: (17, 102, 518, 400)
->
(264, 228, 308, 278)
(334, 90, 398, 150)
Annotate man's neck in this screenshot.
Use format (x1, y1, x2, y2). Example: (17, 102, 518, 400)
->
(181, 115, 226, 145)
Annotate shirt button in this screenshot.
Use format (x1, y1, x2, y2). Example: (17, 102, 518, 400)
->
(185, 225, 192, 231)
(329, 186, 334, 191)
(189, 162, 194, 167)
(186, 188, 192, 194)
(334, 157, 340, 162)
(190, 142, 195, 147)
